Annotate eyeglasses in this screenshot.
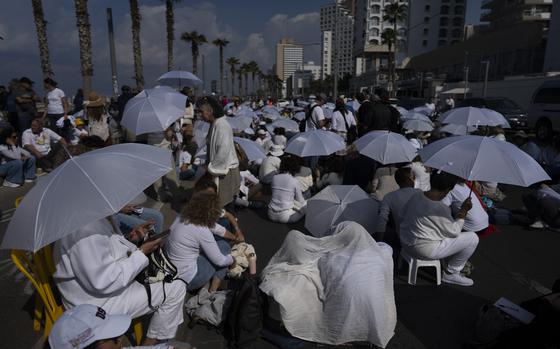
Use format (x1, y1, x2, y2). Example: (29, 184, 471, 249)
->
(10, 135, 18, 139)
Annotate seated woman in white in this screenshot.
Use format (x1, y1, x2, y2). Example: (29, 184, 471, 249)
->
(399, 171, 479, 286)
(268, 155, 307, 224)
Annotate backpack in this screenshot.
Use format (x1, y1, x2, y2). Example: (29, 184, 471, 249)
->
(136, 246, 180, 311)
(299, 105, 319, 132)
(342, 111, 358, 144)
(222, 275, 264, 348)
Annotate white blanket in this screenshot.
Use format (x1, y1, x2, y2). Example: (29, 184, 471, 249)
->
(259, 221, 396, 347)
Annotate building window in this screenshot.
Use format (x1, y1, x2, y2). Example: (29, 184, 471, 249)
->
(371, 16, 380, 26)
(425, 5, 430, 11)
(424, 17, 430, 23)
(439, 29, 447, 37)
(422, 40, 428, 47)
(438, 39, 447, 46)
(452, 28, 462, 38)
(453, 17, 463, 26)
(454, 6, 464, 15)
(440, 5, 449, 15)
(440, 17, 449, 26)
(371, 5, 381, 14)
(423, 28, 429, 36)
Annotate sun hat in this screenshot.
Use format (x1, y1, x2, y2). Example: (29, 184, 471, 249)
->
(269, 144, 284, 157)
(257, 129, 267, 136)
(48, 304, 131, 349)
(86, 91, 105, 108)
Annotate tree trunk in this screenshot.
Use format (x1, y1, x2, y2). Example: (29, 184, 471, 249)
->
(74, 0, 93, 96)
(31, 0, 53, 80)
(165, 0, 174, 71)
(192, 52, 198, 76)
(238, 74, 242, 97)
(218, 47, 224, 96)
(231, 71, 235, 96)
(392, 21, 398, 98)
(130, 0, 144, 90)
(244, 74, 248, 98)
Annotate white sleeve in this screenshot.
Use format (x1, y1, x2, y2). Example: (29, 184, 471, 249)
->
(210, 223, 227, 237)
(47, 128, 62, 142)
(315, 107, 325, 121)
(22, 131, 32, 147)
(199, 230, 233, 267)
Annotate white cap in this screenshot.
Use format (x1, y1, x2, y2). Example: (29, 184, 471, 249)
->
(49, 304, 131, 349)
(269, 144, 284, 157)
(257, 129, 267, 135)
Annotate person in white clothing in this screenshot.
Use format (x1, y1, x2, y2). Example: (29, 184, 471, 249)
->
(295, 163, 313, 198)
(43, 78, 69, 130)
(442, 179, 489, 233)
(272, 127, 287, 148)
(22, 118, 67, 171)
(314, 156, 345, 190)
(268, 155, 307, 223)
(330, 98, 357, 142)
(259, 145, 283, 184)
(305, 95, 326, 131)
(400, 171, 479, 286)
(255, 129, 272, 151)
(410, 158, 430, 191)
(52, 217, 187, 344)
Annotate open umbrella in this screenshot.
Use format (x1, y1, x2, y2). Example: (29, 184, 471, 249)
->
(480, 108, 511, 128)
(403, 119, 434, 132)
(226, 116, 253, 131)
(402, 111, 433, 124)
(438, 107, 494, 127)
(1, 144, 173, 252)
(394, 105, 408, 116)
(262, 106, 281, 120)
(121, 86, 187, 135)
(234, 137, 267, 162)
(412, 106, 434, 116)
(268, 118, 300, 133)
(439, 123, 476, 136)
(305, 185, 379, 237)
(292, 111, 306, 121)
(354, 131, 417, 165)
(157, 70, 203, 88)
(285, 130, 346, 157)
(235, 107, 257, 119)
(418, 135, 550, 186)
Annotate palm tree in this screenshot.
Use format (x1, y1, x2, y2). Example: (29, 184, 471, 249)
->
(383, 1, 408, 97)
(225, 57, 239, 96)
(246, 61, 259, 96)
(129, 0, 144, 90)
(164, 0, 181, 71)
(240, 63, 250, 98)
(31, 0, 53, 80)
(212, 38, 229, 96)
(181, 31, 207, 76)
(74, 0, 93, 96)
(237, 66, 244, 98)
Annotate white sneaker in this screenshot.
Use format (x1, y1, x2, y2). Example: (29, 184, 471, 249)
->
(442, 272, 474, 286)
(2, 180, 21, 188)
(25, 178, 36, 183)
(530, 220, 547, 229)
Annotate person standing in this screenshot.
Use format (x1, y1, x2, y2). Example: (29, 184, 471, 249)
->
(15, 77, 40, 132)
(5, 79, 19, 132)
(43, 78, 69, 131)
(116, 85, 134, 123)
(356, 92, 373, 137)
(330, 98, 357, 143)
(305, 94, 326, 131)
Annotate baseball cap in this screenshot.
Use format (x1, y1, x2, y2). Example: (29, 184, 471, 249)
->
(49, 304, 131, 349)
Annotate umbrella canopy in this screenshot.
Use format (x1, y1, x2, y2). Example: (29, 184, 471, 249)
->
(305, 185, 379, 237)
(121, 86, 187, 135)
(439, 123, 476, 136)
(157, 70, 202, 88)
(234, 137, 267, 162)
(438, 107, 496, 127)
(394, 105, 408, 116)
(354, 131, 417, 165)
(235, 106, 257, 119)
(1, 144, 173, 252)
(480, 108, 511, 128)
(402, 111, 433, 124)
(269, 118, 300, 133)
(226, 115, 253, 131)
(323, 107, 334, 119)
(285, 130, 345, 157)
(403, 119, 434, 132)
(262, 106, 281, 120)
(418, 135, 550, 186)
(412, 106, 434, 116)
(292, 111, 306, 121)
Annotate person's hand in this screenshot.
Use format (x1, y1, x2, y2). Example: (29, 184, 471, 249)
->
(461, 197, 473, 212)
(120, 205, 137, 214)
(128, 222, 152, 243)
(234, 229, 245, 243)
(140, 238, 162, 255)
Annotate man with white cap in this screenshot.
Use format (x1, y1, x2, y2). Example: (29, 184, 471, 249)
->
(48, 304, 192, 349)
(258, 144, 283, 184)
(255, 129, 272, 151)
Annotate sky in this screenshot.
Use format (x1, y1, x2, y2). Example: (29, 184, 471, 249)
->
(0, 0, 482, 96)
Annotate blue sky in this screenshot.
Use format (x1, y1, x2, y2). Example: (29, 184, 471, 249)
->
(0, 0, 482, 96)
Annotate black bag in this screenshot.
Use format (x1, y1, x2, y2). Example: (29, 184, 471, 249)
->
(299, 105, 319, 132)
(136, 247, 180, 311)
(222, 275, 264, 348)
(474, 304, 522, 344)
(342, 111, 358, 144)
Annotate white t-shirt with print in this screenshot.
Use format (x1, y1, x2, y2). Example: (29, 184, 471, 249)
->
(22, 128, 62, 155)
(46, 88, 66, 114)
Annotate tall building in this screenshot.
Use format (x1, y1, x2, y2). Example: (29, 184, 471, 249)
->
(320, 1, 355, 79)
(303, 61, 322, 80)
(275, 38, 304, 82)
(544, 0, 560, 71)
(481, 0, 554, 29)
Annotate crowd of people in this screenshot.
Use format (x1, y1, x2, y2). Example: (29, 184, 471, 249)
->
(2, 78, 560, 348)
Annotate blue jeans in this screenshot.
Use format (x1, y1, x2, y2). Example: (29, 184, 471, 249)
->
(176, 165, 197, 181)
(187, 239, 231, 291)
(113, 207, 164, 235)
(0, 158, 35, 184)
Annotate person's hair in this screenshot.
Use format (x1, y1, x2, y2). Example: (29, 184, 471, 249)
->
(87, 106, 104, 121)
(80, 135, 107, 149)
(334, 98, 347, 115)
(43, 78, 58, 87)
(197, 96, 224, 118)
(279, 155, 301, 176)
(273, 127, 285, 136)
(194, 175, 218, 194)
(394, 167, 413, 187)
(0, 127, 15, 146)
(429, 170, 459, 192)
(83, 337, 120, 349)
(31, 118, 43, 126)
(181, 191, 222, 227)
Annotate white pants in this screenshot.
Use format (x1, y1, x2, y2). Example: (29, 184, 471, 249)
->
(268, 207, 306, 224)
(100, 280, 186, 340)
(425, 232, 479, 274)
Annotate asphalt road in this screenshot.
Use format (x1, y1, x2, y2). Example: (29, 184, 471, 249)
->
(1, 182, 559, 349)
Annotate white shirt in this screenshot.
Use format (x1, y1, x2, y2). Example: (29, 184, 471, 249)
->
(306, 104, 325, 131)
(22, 127, 61, 155)
(178, 150, 192, 167)
(377, 187, 421, 233)
(71, 128, 88, 145)
(269, 173, 305, 212)
(256, 137, 272, 151)
(166, 218, 233, 283)
(410, 162, 431, 191)
(259, 155, 281, 184)
(295, 166, 313, 193)
(240, 170, 259, 197)
(330, 110, 356, 133)
(272, 135, 287, 148)
(46, 87, 66, 114)
(442, 183, 489, 232)
(52, 218, 148, 309)
(0, 144, 31, 163)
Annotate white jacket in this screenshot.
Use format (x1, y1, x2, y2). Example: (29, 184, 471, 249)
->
(207, 117, 239, 176)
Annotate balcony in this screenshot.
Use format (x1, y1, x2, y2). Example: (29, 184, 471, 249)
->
(524, 0, 553, 4)
(522, 10, 551, 21)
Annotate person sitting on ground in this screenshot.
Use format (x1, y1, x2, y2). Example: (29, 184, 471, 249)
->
(272, 127, 287, 148)
(85, 92, 111, 144)
(256, 129, 272, 151)
(235, 155, 264, 209)
(0, 127, 36, 187)
(371, 165, 399, 201)
(177, 141, 197, 181)
(376, 167, 421, 241)
(22, 118, 67, 172)
(399, 170, 479, 286)
(512, 130, 541, 161)
(268, 155, 307, 223)
(314, 155, 345, 190)
(294, 157, 313, 199)
(52, 216, 187, 345)
(48, 304, 192, 349)
(342, 150, 377, 192)
(259, 144, 283, 184)
(442, 178, 489, 234)
(522, 182, 560, 230)
(57, 116, 88, 145)
(166, 191, 236, 292)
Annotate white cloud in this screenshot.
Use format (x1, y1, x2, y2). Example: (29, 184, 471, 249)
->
(239, 33, 271, 68)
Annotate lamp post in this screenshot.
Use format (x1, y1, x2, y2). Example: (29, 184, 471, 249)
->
(481, 60, 490, 98)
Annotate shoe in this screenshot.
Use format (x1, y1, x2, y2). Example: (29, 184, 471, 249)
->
(2, 180, 21, 188)
(442, 272, 474, 286)
(530, 220, 547, 229)
(25, 178, 36, 183)
(248, 201, 264, 209)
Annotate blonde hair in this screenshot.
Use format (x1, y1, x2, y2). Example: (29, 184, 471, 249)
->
(181, 191, 222, 227)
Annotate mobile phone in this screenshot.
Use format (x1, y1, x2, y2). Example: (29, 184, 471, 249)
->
(145, 229, 171, 242)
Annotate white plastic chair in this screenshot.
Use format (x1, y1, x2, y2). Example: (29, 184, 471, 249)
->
(399, 248, 441, 285)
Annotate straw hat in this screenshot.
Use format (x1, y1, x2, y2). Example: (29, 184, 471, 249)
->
(269, 144, 284, 157)
(85, 91, 105, 108)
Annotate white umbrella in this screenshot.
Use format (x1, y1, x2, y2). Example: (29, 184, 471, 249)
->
(480, 108, 511, 128)
(403, 119, 434, 132)
(439, 123, 476, 136)
(292, 111, 306, 121)
(305, 185, 379, 237)
(234, 137, 267, 162)
(268, 118, 300, 133)
(402, 111, 433, 124)
(157, 70, 202, 88)
(1, 144, 173, 252)
(235, 107, 257, 119)
(418, 135, 550, 186)
(354, 131, 417, 165)
(262, 106, 281, 120)
(438, 107, 494, 127)
(323, 107, 334, 119)
(121, 86, 187, 135)
(285, 130, 345, 157)
(394, 105, 408, 116)
(412, 106, 434, 116)
(226, 116, 253, 131)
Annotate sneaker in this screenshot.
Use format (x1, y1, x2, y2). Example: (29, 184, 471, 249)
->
(2, 180, 21, 188)
(530, 220, 547, 229)
(25, 178, 37, 183)
(442, 272, 474, 286)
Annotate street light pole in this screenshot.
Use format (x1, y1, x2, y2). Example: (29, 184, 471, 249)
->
(333, 0, 339, 98)
(106, 8, 119, 96)
(481, 60, 490, 98)
(463, 51, 469, 100)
